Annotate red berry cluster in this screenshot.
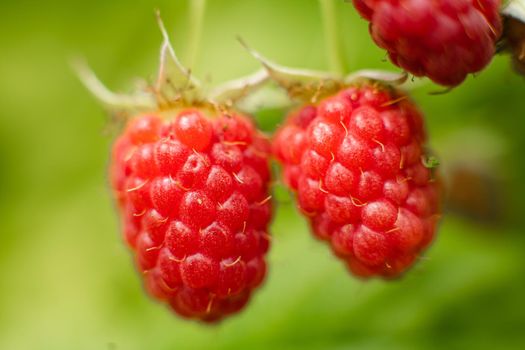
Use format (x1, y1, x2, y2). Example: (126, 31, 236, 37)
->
(274, 84, 441, 278)
(352, 0, 502, 86)
(111, 109, 272, 322)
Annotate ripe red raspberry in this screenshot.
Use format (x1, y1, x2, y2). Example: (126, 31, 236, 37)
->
(274, 83, 441, 278)
(111, 109, 272, 322)
(352, 0, 502, 86)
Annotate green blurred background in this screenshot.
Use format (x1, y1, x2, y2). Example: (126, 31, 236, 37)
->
(1, 1, 524, 349)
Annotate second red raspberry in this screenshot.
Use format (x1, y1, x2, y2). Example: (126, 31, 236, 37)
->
(274, 83, 442, 278)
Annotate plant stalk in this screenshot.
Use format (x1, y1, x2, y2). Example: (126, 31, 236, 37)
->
(186, 0, 207, 70)
(319, 0, 347, 75)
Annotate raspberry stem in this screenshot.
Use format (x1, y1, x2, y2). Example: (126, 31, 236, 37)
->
(319, 0, 347, 75)
(503, 0, 525, 22)
(186, 0, 207, 71)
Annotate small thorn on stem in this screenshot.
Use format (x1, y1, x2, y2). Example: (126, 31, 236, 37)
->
(257, 195, 273, 206)
(232, 172, 245, 184)
(350, 196, 367, 207)
(398, 176, 413, 183)
(206, 295, 214, 314)
(222, 141, 248, 146)
(372, 139, 385, 152)
(224, 256, 242, 267)
(126, 179, 149, 192)
(385, 226, 400, 234)
(169, 255, 186, 263)
(145, 245, 162, 252)
(318, 180, 329, 194)
(381, 95, 408, 107)
(133, 209, 147, 217)
(340, 120, 349, 137)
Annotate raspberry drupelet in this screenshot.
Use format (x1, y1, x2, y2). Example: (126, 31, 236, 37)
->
(111, 108, 272, 322)
(273, 83, 441, 278)
(352, 0, 502, 86)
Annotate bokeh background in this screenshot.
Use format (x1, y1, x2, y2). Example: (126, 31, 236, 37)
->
(1, 1, 525, 349)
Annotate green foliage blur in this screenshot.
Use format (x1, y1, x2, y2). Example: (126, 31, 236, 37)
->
(1, 1, 524, 349)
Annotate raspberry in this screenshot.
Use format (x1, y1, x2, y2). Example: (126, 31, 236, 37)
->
(111, 109, 272, 322)
(273, 83, 441, 278)
(352, 0, 502, 86)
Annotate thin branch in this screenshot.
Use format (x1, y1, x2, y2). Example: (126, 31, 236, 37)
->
(186, 0, 207, 69)
(319, 0, 347, 74)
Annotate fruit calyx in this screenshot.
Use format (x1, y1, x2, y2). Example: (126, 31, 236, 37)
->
(240, 39, 408, 104)
(74, 13, 269, 119)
